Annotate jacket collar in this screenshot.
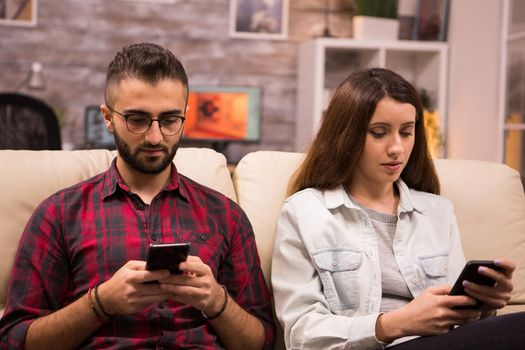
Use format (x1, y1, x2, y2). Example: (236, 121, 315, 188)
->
(323, 179, 425, 214)
(396, 179, 425, 213)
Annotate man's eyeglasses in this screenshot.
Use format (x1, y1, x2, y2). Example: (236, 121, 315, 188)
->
(107, 105, 185, 136)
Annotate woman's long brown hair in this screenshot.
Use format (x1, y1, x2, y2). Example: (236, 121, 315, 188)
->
(289, 68, 440, 196)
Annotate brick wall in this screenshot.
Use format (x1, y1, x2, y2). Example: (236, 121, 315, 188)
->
(0, 0, 353, 162)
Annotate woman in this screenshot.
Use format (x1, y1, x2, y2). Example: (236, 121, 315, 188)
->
(272, 68, 524, 349)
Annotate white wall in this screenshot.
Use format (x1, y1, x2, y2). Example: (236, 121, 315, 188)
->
(447, 0, 503, 161)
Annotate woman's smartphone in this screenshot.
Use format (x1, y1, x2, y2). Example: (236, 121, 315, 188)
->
(449, 260, 504, 309)
(145, 242, 190, 275)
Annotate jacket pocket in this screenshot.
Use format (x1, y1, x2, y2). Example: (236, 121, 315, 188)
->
(419, 253, 448, 287)
(312, 248, 362, 311)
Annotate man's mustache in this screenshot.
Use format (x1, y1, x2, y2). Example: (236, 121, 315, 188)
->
(140, 144, 168, 151)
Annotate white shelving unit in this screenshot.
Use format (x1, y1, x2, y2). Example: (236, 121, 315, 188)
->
(295, 38, 449, 153)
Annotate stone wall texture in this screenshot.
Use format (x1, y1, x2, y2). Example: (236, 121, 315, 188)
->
(0, 0, 354, 162)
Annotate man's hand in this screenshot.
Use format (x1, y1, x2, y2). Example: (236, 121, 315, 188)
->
(97, 260, 172, 316)
(157, 255, 225, 316)
(156, 255, 266, 350)
(463, 258, 515, 312)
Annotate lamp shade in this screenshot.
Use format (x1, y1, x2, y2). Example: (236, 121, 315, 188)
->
(27, 62, 45, 90)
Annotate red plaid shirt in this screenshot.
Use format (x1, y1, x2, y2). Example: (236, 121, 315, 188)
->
(0, 160, 274, 349)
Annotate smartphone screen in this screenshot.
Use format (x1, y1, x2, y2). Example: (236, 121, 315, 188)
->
(450, 260, 504, 309)
(145, 242, 190, 275)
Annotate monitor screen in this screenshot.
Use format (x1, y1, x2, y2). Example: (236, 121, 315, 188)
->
(84, 106, 115, 148)
(184, 86, 261, 143)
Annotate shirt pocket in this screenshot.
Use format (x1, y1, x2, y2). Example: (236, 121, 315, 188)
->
(418, 253, 448, 287)
(311, 248, 362, 312)
(179, 231, 226, 276)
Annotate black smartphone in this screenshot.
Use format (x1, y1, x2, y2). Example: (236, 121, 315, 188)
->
(449, 260, 504, 309)
(145, 242, 190, 275)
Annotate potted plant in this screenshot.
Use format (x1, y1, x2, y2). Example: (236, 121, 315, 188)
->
(352, 0, 399, 41)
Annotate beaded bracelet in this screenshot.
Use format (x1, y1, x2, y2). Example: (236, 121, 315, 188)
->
(87, 288, 101, 320)
(94, 285, 115, 319)
(202, 285, 228, 321)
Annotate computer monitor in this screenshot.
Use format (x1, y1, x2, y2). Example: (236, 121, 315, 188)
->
(184, 86, 262, 143)
(84, 106, 115, 149)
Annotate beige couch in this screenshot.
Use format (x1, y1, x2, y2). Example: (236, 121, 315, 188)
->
(1, 148, 525, 347)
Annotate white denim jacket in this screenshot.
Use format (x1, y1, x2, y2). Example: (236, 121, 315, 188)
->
(271, 180, 466, 350)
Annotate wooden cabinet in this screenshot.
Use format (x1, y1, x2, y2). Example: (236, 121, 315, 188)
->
(295, 38, 449, 154)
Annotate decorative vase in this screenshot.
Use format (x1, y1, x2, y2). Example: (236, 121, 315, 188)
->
(352, 16, 400, 41)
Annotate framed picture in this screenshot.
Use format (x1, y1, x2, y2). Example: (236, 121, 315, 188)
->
(184, 86, 262, 143)
(412, 0, 450, 41)
(229, 0, 289, 40)
(0, 0, 37, 26)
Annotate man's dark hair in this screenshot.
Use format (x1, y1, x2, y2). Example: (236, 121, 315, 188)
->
(105, 43, 189, 106)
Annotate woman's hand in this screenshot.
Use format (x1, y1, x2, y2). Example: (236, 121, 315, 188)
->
(376, 285, 481, 343)
(462, 259, 515, 312)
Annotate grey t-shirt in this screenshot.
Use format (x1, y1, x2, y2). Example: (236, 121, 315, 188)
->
(354, 202, 414, 312)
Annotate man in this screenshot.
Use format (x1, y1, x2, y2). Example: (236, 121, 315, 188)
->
(0, 43, 274, 349)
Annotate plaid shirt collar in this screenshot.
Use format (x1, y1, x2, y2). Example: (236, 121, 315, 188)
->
(101, 158, 189, 202)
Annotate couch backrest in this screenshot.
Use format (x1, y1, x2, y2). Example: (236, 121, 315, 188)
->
(233, 152, 304, 350)
(0, 148, 235, 312)
(233, 151, 525, 314)
(434, 158, 525, 310)
(232, 151, 304, 288)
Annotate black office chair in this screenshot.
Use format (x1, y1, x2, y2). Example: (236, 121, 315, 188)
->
(0, 93, 61, 150)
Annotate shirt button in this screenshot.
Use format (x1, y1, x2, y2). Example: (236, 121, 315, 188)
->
(332, 260, 338, 267)
(411, 278, 417, 285)
(199, 234, 207, 241)
(151, 234, 157, 241)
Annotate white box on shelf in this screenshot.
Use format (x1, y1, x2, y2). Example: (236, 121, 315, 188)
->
(352, 16, 400, 41)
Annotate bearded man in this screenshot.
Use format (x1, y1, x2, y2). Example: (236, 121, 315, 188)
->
(0, 43, 274, 350)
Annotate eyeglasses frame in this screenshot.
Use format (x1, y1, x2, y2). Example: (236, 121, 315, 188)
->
(106, 105, 186, 136)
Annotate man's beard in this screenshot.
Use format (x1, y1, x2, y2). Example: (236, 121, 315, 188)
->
(113, 129, 180, 175)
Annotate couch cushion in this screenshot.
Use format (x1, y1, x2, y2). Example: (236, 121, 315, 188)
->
(434, 159, 525, 306)
(232, 151, 305, 288)
(175, 148, 237, 202)
(232, 151, 304, 350)
(0, 147, 235, 313)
